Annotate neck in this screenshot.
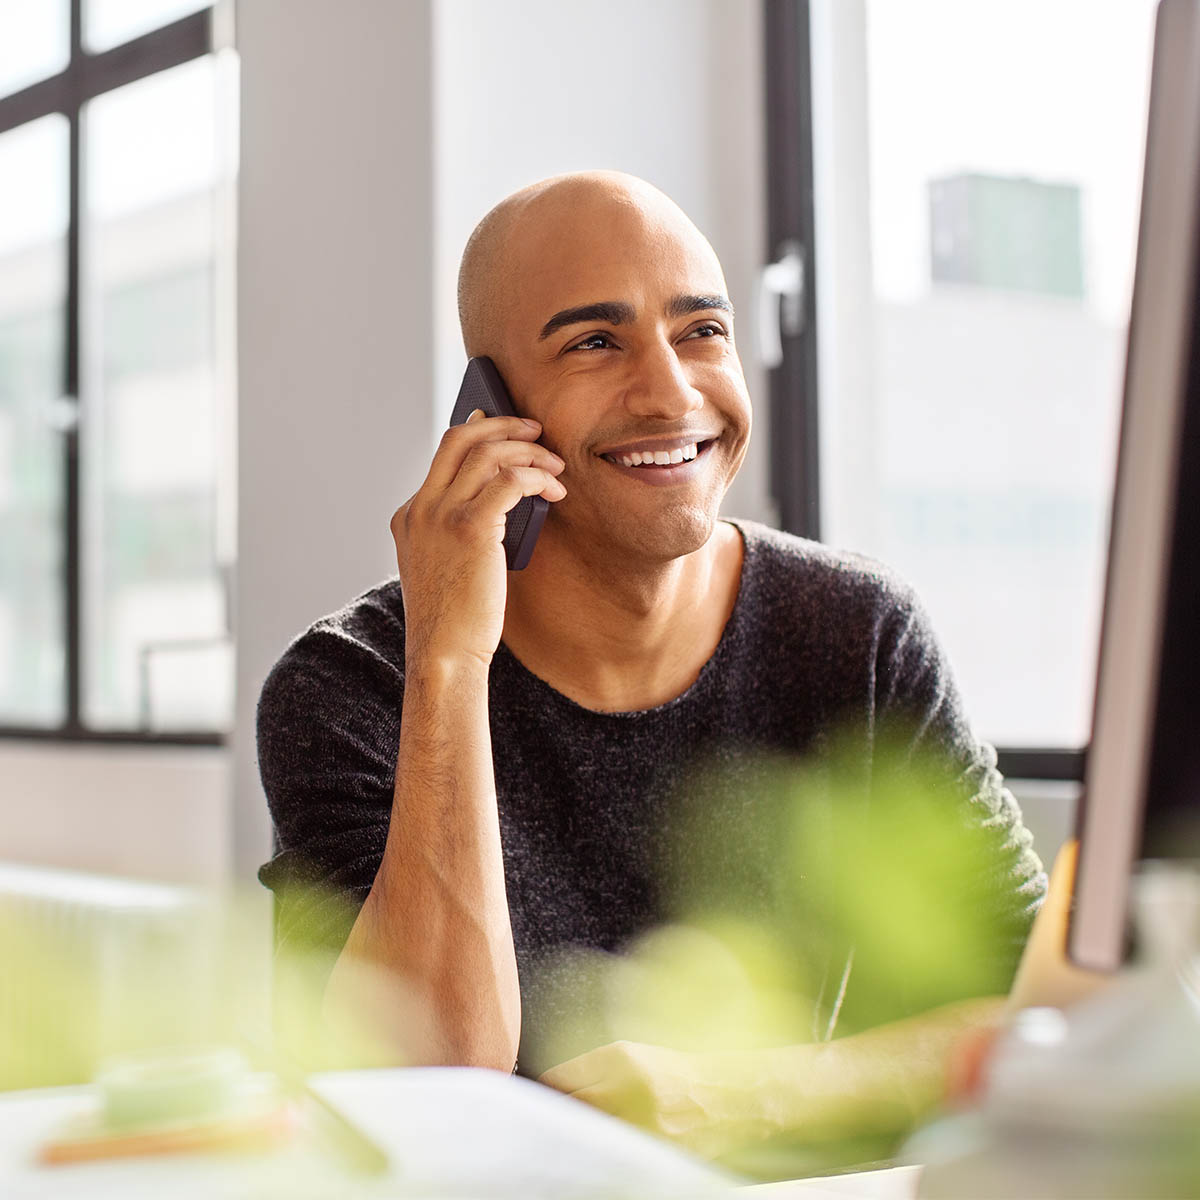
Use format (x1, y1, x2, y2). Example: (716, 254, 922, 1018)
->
(502, 520, 744, 712)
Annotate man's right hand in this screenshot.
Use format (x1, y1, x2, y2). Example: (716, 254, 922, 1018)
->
(390, 409, 566, 668)
(334, 406, 554, 1069)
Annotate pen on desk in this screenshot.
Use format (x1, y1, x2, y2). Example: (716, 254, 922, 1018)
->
(239, 1030, 391, 1177)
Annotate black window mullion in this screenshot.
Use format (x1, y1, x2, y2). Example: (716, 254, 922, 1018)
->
(0, 10, 210, 135)
(995, 749, 1086, 784)
(81, 10, 212, 100)
(64, 125, 82, 731)
(764, 0, 821, 541)
(62, 0, 83, 734)
(0, 727, 222, 747)
(0, 75, 72, 136)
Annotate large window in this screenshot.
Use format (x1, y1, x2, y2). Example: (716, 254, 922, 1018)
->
(764, 0, 1159, 777)
(0, 1, 236, 741)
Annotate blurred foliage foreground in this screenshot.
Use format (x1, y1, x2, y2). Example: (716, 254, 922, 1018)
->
(1, 735, 1030, 1179)
(524, 735, 1032, 1174)
(0, 882, 393, 1095)
(533, 737, 1023, 1054)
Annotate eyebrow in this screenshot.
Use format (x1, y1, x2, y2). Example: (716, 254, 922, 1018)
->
(536, 293, 734, 341)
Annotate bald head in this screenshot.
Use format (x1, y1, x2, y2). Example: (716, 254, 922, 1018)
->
(456, 171, 724, 361)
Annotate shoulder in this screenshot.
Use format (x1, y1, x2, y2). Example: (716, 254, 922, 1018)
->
(257, 578, 407, 745)
(730, 519, 925, 632)
(269, 577, 405, 677)
(725, 519, 954, 720)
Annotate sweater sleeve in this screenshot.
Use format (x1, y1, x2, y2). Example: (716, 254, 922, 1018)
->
(256, 626, 402, 959)
(853, 579, 1048, 1018)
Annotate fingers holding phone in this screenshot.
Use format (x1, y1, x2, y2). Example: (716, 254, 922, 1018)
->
(448, 412, 566, 508)
(448, 357, 556, 571)
(390, 362, 565, 667)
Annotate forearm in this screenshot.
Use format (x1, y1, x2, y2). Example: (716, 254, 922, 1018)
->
(755, 995, 1006, 1141)
(327, 655, 520, 1071)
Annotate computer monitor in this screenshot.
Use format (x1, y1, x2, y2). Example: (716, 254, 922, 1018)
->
(1068, 0, 1200, 972)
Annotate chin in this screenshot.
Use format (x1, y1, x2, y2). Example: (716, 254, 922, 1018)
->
(589, 502, 718, 564)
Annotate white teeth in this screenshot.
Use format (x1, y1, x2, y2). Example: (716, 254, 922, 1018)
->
(611, 441, 704, 467)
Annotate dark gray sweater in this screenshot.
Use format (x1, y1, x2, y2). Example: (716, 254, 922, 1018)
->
(257, 520, 1046, 1070)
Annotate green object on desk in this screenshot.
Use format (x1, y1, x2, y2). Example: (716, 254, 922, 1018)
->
(97, 1046, 249, 1129)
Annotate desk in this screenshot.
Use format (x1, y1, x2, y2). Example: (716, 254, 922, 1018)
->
(0, 1068, 919, 1199)
(744, 1167, 920, 1198)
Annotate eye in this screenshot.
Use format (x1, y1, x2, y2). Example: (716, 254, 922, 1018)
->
(568, 331, 617, 352)
(686, 322, 729, 340)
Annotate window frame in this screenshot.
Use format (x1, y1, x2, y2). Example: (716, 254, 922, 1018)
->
(762, 0, 1085, 783)
(0, 2, 222, 747)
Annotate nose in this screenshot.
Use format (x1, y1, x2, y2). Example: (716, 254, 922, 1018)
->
(621, 338, 705, 421)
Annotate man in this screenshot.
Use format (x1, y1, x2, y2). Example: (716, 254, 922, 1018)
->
(257, 170, 1045, 1150)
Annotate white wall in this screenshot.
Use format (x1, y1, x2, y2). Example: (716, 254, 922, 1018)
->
(233, 0, 437, 878)
(0, 742, 229, 884)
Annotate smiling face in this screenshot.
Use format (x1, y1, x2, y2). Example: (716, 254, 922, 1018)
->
(467, 174, 752, 565)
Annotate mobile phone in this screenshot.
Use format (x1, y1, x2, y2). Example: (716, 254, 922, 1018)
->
(448, 356, 548, 571)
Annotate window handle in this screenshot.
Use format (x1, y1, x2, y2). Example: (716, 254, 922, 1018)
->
(757, 240, 806, 368)
(44, 394, 80, 434)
